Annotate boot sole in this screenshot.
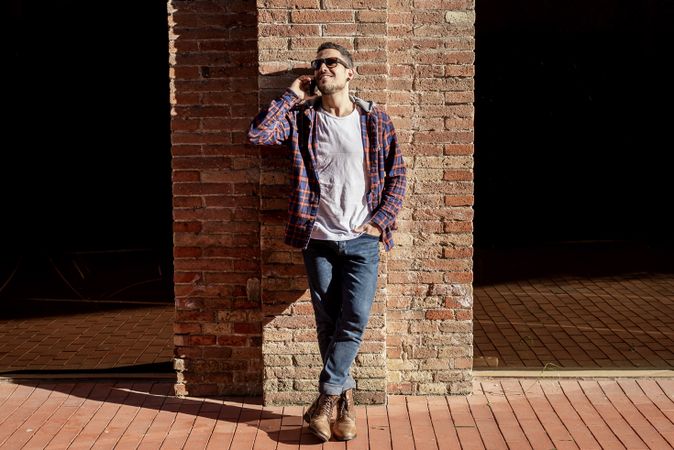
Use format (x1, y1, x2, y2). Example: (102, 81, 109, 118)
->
(334, 434, 357, 441)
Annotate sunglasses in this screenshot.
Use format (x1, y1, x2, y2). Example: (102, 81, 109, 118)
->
(310, 57, 350, 70)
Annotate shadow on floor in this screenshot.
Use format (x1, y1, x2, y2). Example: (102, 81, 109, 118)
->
(1, 361, 174, 375)
(4, 381, 319, 446)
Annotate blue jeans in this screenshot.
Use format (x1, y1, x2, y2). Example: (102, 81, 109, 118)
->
(302, 234, 380, 395)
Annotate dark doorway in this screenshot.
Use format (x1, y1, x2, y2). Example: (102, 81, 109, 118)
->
(1, 1, 174, 373)
(473, 1, 674, 369)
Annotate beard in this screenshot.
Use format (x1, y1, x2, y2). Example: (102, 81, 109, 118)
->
(318, 78, 347, 95)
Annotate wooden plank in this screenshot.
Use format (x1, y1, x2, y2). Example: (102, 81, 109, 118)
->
(406, 396, 438, 450)
(0, 383, 73, 450)
(499, 379, 554, 450)
(181, 397, 225, 450)
(522, 380, 578, 450)
(345, 403, 368, 450)
(599, 380, 671, 449)
(160, 395, 202, 450)
(638, 379, 674, 422)
(252, 406, 283, 450)
(44, 382, 115, 450)
(618, 379, 674, 448)
(226, 398, 263, 450)
(277, 406, 303, 450)
(539, 380, 600, 449)
(366, 404, 391, 450)
(427, 396, 461, 450)
(578, 380, 644, 449)
(388, 395, 414, 450)
(115, 383, 172, 450)
(558, 380, 623, 449)
(480, 381, 531, 449)
(206, 397, 246, 450)
(447, 395, 485, 449)
(466, 384, 507, 449)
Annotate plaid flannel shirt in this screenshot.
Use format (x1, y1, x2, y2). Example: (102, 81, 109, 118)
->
(248, 89, 406, 251)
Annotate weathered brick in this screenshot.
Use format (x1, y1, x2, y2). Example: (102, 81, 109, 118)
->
(425, 309, 456, 320)
(291, 10, 354, 23)
(417, 383, 449, 395)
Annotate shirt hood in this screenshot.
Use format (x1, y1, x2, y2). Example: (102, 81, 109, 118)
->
(304, 94, 375, 113)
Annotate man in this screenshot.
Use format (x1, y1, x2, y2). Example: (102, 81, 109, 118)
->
(249, 42, 406, 442)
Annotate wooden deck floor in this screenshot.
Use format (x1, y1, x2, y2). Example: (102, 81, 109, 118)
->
(1, 378, 673, 449)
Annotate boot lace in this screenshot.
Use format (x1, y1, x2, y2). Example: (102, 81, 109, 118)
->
(315, 394, 338, 418)
(338, 393, 353, 418)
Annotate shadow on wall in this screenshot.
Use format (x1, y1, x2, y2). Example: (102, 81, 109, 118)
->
(256, 68, 318, 328)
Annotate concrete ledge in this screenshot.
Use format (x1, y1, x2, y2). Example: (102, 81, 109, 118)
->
(474, 369, 674, 378)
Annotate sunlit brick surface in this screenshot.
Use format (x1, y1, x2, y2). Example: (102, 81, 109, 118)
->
(474, 273, 674, 369)
(0, 301, 173, 372)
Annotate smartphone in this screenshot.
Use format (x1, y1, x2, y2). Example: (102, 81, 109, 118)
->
(309, 78, 317, 96)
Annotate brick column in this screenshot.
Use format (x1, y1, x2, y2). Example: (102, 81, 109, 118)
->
(385, 0, 475, 395)
(169, 0, 475, 401)
(169, 0, 262, 397)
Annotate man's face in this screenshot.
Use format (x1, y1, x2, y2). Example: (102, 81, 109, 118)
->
(313, 49, 353, 95)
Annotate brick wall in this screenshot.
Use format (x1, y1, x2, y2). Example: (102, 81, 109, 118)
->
(169, 0, 474, 401)
(385, 0, 475, 395)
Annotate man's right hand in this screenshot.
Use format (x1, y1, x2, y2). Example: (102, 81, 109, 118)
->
(290, 75, 317, 101)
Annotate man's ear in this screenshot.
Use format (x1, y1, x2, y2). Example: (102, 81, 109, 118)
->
(347, 68, 354, 81)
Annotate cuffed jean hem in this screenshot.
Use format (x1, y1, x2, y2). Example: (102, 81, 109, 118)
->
(319, 377, 356, 396)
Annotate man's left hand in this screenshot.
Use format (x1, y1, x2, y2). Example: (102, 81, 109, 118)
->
(354, 223, 382, 237)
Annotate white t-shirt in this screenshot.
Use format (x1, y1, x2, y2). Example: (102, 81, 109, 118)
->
(311, 105, 370, 241)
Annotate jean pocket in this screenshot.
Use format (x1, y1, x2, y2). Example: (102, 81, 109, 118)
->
(360, 233, 380, 240)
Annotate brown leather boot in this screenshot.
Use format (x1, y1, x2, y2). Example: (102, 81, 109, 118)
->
(303, 394, 320, 424)
(332, 389, 357, 441)
(308, 394, 339, 442)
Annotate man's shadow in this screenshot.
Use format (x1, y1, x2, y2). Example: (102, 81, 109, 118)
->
(7, 379, 325, 446)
